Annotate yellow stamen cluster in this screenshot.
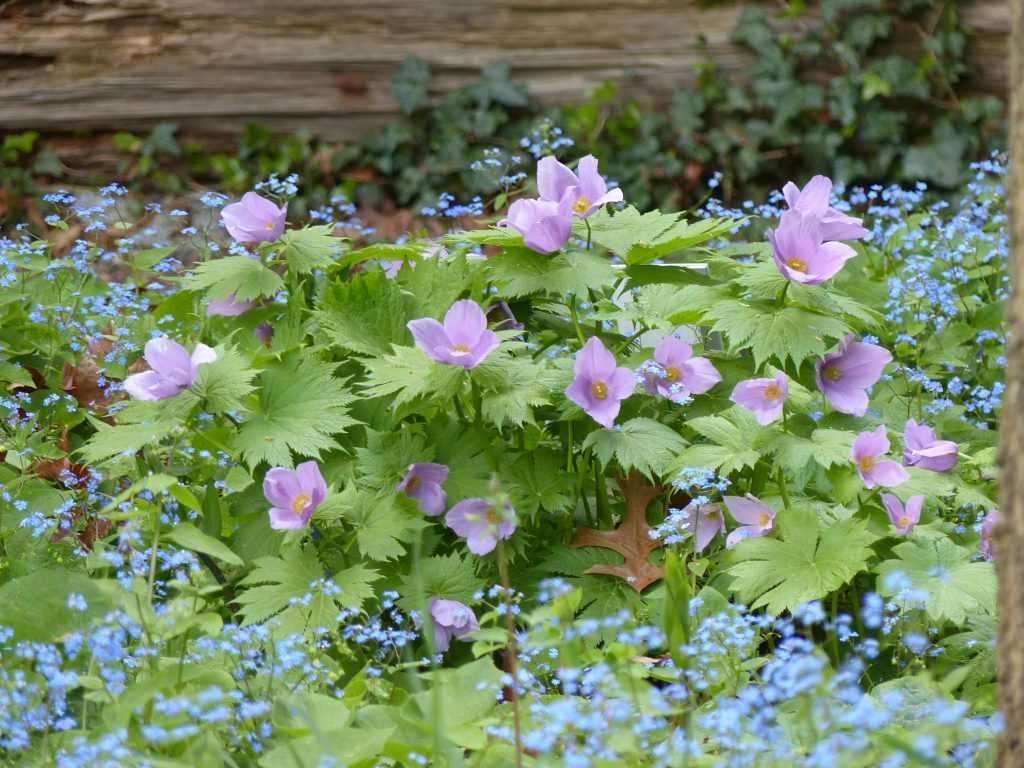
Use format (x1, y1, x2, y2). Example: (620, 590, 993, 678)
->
(291, 493, 311, 514)
(591, 381, 608, 400)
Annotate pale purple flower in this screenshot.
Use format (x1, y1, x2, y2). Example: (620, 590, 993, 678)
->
(397, 463, 448, 516)
(408, 299, 499, 369)
(254, 323, 274, 346)
(499, 196, 573, 254)
(852, 426, 909, 489)
(642, 337, 721, 403)
(384, 260, 406, 278)
(723, 495, 776, 549)
(903, 419, 958, 473)
(537, 154, 623, 218)
(263, 461, 327, 530)
(429, 597, 479, 652)
(207, 294, 255, 317)
(729, 373, 788, 425)
(446, 498, 517, 556)
(565, 337, 635, 428)
(815, 334, 892, 416)
(683, 502, 725, 554)
(220, 191, 287, 243)
(123, 337, 216, 401)
(980, 509, 998, 560)
(782, 175, 868, 241)
(882, 493, 923, 536)
(768, 210, 857, 284)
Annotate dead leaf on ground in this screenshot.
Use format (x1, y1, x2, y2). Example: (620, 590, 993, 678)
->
(571, 470, 665, 592)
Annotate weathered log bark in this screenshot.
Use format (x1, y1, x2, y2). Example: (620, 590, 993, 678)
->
(998, 1, 1024, 764)
(0, 0, 1010, 141)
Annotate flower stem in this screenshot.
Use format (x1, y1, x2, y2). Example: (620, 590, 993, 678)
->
(496, 540, 524, 768)
(594, 461, 611, 528)
(776, 467, 791, 510)
(584, 218, 592, 250)
(569, 296, 586, 345)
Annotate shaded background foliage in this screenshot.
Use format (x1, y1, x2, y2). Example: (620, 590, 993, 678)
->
(0, 0, 1005, 228)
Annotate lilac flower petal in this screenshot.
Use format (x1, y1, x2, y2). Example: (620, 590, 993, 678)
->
(444, 300, 488, 348)
(295, 460, 327, 507)
(269, 507, 308, 530)
(263, 467, 301, 510)
(723, 495, 774, 526)
(144, 337, 194, 386)
(866, 460, 909, 489)
(537, 157, 578, 203)
(123, 370, 182, 401)
(726, 524, 768, 550)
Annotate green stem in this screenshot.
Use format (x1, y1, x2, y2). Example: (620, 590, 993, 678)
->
(830, 590, 840, 666)
(594, 461, 611, 528)
(584, 218, 592, 250)
(776, 467, 792, 510)
(569, 296, 586, 345)
(496, 540, 524, 768)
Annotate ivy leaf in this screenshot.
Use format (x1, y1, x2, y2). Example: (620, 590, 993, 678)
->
(188, 256, 284, 302)
(234, 357, 358, 468)
(583, 417, 686, 478)
(877, 538, 996, 625)
(725, 506, 876, 615)
(278, 225, 343, 274)
(188, 345, 258, 415)
(317, 270, 409, 356)
(583, 205, 739, 265)
(398, 553, 486, 612)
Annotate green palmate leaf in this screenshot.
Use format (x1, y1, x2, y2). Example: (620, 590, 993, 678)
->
(277, 225, 343, 274)
(188, 256, 284, 302)
(583, 417, 686, 477)
(441, 226, 523, 247)
(473, 348, 555, 427)
(702, 297, 852, 368)
(360, 345, 464, 407)
(583, 205, 739, 265)
(763, 427, 855, 475)
(188, 345, 258, 415)
(485, 248, 617, 298)
(726, 506, 875, 615)
(398, 553, 486, 612)
(234, 357, 358, 468)
(877, 538, 996, 625)
(78, 420, 178, 464)
(396, 250, 476, 320)
(341, 241, 423, 269)
(410, 657, 504, 749)
(674, 409, 762, 475)
(504, 449, 575, 517)
(317, 270, 409, 356)
(353, 428, 432, 490)
(236, 546, 379, 630)
(331, 484, 427, 561)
